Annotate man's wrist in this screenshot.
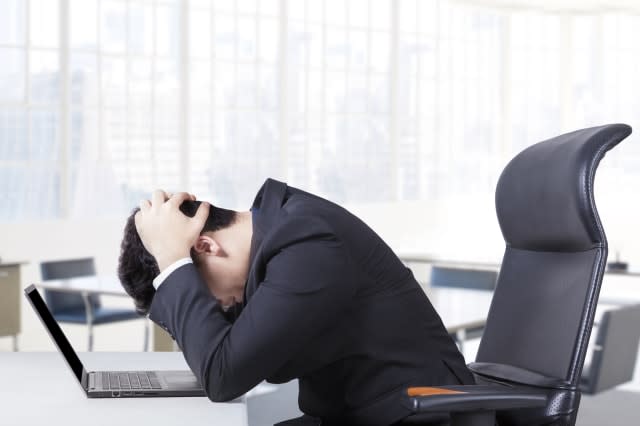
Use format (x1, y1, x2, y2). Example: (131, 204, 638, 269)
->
(153, 258, 193, 290)
(156, 251, 191, 272)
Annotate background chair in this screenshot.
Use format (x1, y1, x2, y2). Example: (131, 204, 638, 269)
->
(580, 303, 640, 394)
(401, 123, 632, 425)
(429, 266, 497, 291)
(40, 258, 148, 351)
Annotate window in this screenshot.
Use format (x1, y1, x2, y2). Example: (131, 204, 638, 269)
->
(1, 0, 640, 222)
(1, 0, 61, 220)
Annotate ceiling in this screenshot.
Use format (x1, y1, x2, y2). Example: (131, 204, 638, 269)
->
(455, 0, 640, 13)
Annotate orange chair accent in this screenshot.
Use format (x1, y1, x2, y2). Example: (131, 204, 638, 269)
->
(407, 387, 466, 397)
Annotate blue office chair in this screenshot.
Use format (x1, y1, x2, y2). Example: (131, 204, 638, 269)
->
(401, 124, 632, 425)
(40, 258, 149, 352)
(429, 266, 498, 291)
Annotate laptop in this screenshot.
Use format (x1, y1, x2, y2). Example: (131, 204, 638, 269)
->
(24, 284, 206, 398)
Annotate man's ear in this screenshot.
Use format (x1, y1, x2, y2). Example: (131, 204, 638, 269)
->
(193, 235, 225, 257)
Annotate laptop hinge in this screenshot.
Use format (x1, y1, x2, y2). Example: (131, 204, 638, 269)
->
(80, 368, 89, 391)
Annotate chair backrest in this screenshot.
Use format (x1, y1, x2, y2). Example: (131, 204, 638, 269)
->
(40, 258, 100, 314)
(430, 266, 497, 291)
(581, 303, 640, 394)
(468, 124, 632, 425)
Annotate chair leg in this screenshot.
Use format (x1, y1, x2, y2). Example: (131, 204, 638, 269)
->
(12, 335, 18, 352)
(88, 323, 94, 352)
(143, 319, 150, 352)
(81, 291, 95, 352)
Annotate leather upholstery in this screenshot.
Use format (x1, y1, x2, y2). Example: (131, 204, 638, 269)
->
(471, 371, 581, 426)
(475, 248, 601, 382)
(494, 124, 631, 252)
(471, 123, 632, 425)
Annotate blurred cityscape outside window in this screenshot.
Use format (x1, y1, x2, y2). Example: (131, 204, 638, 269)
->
(0, 0, 639, 221)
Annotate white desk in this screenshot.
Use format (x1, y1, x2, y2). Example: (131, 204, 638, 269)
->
(35, 277, 175, 351)
(428, 287, 493, 336)
(37, 276, 130, 297)
(401, 254, 640, 307)
(0, 352, 260, 426)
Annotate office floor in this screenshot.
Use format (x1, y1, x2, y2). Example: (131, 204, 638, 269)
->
(578, 389, 640, 425)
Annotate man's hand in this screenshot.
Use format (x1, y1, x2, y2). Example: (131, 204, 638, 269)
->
(135, 190, 210, 272)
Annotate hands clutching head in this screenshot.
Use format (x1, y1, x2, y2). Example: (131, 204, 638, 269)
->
(135, 190, 210, 272)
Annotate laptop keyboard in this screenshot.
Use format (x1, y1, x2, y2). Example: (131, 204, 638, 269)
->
(101, 372, 162, 390)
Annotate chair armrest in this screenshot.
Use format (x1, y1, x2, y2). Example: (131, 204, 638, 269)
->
(404, 385, 547, 413)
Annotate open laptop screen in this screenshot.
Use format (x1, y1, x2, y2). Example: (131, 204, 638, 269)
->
(24, 284, 85, 382)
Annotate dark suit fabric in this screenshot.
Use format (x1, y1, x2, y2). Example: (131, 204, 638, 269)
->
(149, 178, 473, 425)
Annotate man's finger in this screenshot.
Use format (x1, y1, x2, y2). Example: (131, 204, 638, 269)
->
(152, 189, 167, 207)
(167, 192, 193, 207)
(192, 202, 210, 229)
(139, 199, 151, 211)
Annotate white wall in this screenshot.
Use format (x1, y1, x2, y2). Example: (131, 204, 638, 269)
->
(0, 191, 505, 294)
(0, 218, 127, 287)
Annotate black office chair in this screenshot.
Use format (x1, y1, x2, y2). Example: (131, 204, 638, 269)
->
(41, 258, 148, 351)
(401, 123, 632, 426)
(580, 303, 640, 394)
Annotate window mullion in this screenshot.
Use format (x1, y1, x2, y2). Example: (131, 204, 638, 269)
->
(180, 0, 189, 191)
(25, 0, 31, 165)
(389, 0, 400, 200)
(151, 1, 157, 187)
(303, 0, 310, 186)
(59, 0, 71, 218)
(278, 0, 289, 181)
(125, 0, 131, 190)
(97, 0, 104, 162)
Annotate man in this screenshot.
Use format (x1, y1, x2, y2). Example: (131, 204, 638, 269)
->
(119, 178, 474, 425)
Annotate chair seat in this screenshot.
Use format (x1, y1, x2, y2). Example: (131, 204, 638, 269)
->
(468, 362, 572, 389)
(54, 307, 142, 325)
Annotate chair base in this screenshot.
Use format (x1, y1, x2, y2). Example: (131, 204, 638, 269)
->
(451, 411, 495, 426)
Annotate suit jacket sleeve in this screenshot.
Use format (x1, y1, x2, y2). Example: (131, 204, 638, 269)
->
(148, 222, 355, 402)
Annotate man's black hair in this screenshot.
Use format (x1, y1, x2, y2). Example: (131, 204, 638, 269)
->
(117, 200, 237, 315)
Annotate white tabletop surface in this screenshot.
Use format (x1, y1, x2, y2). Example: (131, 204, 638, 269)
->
(36, 276, 127, 297)
(0, 352, 258, 426)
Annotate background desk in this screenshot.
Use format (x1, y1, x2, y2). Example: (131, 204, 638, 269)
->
(400, 253, 640, 306)
(36, 277, 175, 352)
(0, 351, 296, 426)
(0, 261, 27, 351)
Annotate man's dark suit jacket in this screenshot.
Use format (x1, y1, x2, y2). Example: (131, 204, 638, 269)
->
(149, 178, 474, 425)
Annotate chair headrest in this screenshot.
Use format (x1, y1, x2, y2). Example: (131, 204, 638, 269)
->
(495, 124, 631, 252)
